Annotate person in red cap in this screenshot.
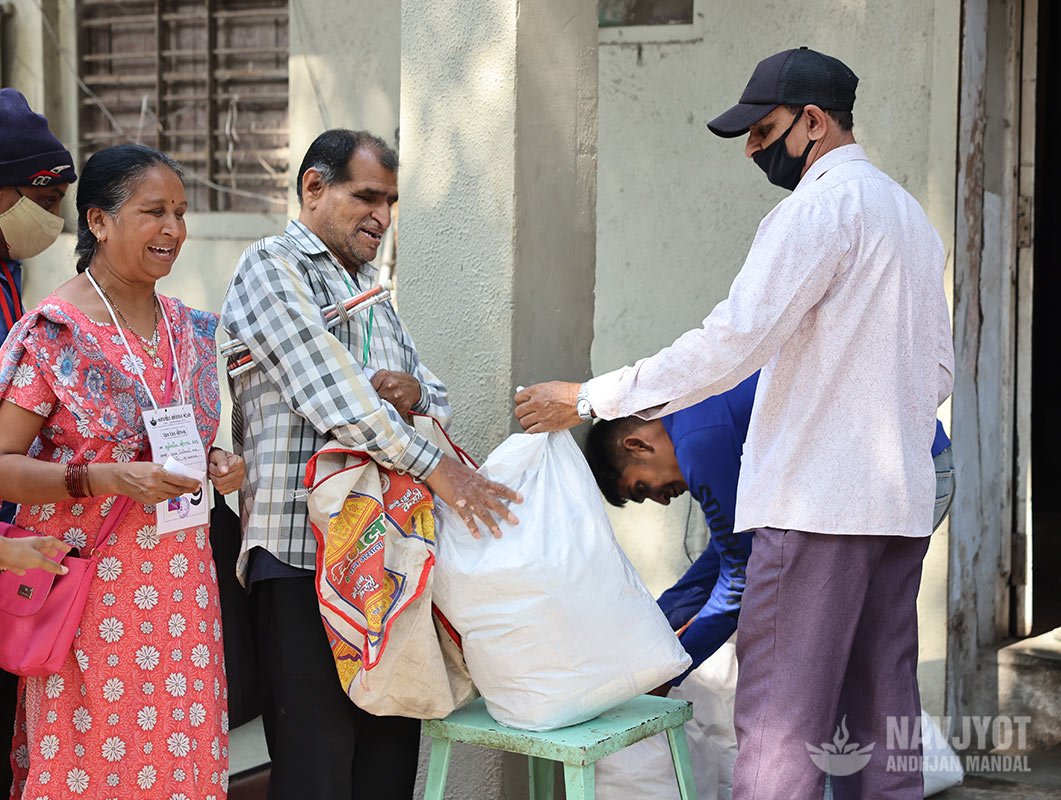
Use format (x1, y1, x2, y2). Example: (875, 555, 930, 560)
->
(515, 47, 953, 800)
(0, 87, 76, 799)
(0, 90, 76, 527)
(0, 89, 77, 342)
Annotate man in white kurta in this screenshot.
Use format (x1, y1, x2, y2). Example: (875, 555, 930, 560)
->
(515, 47, 953, 800)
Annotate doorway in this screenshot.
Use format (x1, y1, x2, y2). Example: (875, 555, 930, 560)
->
(1030, 0, 1061, 636)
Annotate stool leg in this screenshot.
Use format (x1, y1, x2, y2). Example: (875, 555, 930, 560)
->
(666, 726, 698, 799)
(423, 737, 453, 800)
(562, 763, 595, 800)
(528, 756, 555, 800)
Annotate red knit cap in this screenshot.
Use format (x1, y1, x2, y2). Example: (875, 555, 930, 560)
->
(0, 89, 77, 187)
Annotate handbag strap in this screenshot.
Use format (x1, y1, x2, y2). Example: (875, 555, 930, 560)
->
(87, 495, 136, 558)
(87, 320, 184, 557)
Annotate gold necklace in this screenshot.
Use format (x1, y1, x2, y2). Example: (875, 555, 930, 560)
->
(91, 273, 161, 358)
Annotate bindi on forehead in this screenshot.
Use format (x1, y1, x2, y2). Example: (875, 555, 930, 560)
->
(135, 194, 187, 206)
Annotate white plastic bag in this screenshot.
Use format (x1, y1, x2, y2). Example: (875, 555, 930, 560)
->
(921, 712, 964, 796)
(433, 430, 692, 731)
(596, 642, 739, 800)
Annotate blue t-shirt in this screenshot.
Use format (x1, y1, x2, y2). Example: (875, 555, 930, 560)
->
(932, 419, 950, 456)
(656, 373, 758, 684)
(655, 371, 950, 683)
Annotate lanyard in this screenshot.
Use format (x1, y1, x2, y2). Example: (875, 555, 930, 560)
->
(0, 262, 23, 332)
(85, 270, 185, 409)
(337, 268, 375, 366)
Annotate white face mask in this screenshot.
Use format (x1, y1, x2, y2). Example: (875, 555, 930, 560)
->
(0, 193, 64, 260)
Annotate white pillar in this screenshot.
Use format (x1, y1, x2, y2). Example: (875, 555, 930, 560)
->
(401, 1, 597, 796)
(399, 0, 598, 460)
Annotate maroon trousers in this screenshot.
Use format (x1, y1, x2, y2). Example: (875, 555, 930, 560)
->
(732, 529, 931, 800)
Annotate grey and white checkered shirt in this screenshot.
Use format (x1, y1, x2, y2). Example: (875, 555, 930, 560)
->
(221, 220, 451, 579)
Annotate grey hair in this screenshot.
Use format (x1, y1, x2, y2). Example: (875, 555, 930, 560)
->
(783, 103, 854, 133)
(295, 129, 398, 205)
(306, 160, 340, 187)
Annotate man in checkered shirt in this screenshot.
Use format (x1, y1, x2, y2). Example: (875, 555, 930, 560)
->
(221, 129, 519, 800)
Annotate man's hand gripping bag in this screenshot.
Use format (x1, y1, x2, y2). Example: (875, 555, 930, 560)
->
(433, 430, 691, 731)
(305, 414, 475, 719)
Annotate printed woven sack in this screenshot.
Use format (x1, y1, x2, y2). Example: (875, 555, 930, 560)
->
(305, 414, 475, 719)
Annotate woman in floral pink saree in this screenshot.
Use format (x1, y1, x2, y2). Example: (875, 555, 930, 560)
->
(0, 144, 243, 800)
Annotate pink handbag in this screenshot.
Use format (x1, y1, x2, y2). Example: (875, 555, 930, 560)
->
(0, 495, 135, 676)
(0, 347, 179, 677)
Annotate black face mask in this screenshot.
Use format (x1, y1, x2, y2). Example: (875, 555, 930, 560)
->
(752, 108, 815, 191)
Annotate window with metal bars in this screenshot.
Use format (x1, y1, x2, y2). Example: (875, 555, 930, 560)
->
(78, 0, 289, 212)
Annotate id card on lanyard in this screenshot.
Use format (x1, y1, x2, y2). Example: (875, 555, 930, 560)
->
(143, 405, 208, 535)
(86, 272, 208, 536)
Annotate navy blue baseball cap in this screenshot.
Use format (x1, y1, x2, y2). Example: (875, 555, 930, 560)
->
(0, 89, 77, 187)
(708, 47, 859, 138)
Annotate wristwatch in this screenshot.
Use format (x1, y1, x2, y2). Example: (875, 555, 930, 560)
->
(576, 383, 594, 422)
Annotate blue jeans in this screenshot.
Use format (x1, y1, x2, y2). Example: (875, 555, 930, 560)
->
(932, 446, 955, 531)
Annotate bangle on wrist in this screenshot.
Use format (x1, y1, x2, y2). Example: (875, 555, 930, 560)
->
(64, 463, 91, 498)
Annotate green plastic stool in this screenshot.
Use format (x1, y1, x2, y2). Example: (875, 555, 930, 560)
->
(421, 695, 698, 800)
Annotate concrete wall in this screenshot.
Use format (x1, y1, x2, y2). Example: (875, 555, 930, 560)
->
(594, 0, 961, 717)
(287, 0, 402, 205)
(398, 0, 597, 458)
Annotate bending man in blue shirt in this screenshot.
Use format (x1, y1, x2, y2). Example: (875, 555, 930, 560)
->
(584, 371, 955, 690)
